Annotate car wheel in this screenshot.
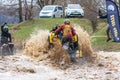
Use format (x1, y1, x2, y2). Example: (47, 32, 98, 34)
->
(53, 15, 55, 18)
(67, 16, 69, 18)
(65, 16, 68, 18)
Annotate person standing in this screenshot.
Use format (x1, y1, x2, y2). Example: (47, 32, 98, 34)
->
(106, 24, 111, 42)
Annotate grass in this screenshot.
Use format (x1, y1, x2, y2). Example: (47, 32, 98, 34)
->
(91, 36, 120, 51)
(91, 19, 120, 51)
(10, 18, 120, 51)
(12, 18, 92, 41)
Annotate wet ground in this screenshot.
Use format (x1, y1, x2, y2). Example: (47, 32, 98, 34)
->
(0, 51, 120, 80)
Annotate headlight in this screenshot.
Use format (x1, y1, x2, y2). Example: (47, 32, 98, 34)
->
(67, 10, 71, 14)
(52, 37, 56, 42)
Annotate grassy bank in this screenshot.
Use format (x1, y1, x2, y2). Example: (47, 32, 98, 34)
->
(12, 18, 92, 40)
(10, 18, 120, 51)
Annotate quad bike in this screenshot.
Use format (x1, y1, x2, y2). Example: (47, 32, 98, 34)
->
(48, 31, 83, 63)
(62, 35, 83, 63)
(48, 31, 61, 49)
(0, 37, 14, 56)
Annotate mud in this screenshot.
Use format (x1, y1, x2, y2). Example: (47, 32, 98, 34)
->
(23, 26, 95, 67)
(0, 51, 120, 80)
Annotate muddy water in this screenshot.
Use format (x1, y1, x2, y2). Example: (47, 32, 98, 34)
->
(74, 25, 94, 60)
(0, 51, 120, 80)
(0, 26, 120, 80)
(24, 30, 49, 57)
(24, 25, 95, 66)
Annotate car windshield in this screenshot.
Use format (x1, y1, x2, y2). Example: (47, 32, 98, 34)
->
(68, 4, 81, 9)
(42, 6, 55, 11)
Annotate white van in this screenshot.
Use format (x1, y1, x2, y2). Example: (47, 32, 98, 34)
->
(39, 5, 63, 18)
(65, 4, 84, 18)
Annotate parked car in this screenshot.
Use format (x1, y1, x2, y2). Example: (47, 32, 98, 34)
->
(39, 5, 63, 18)
(65, 4, 84, 18)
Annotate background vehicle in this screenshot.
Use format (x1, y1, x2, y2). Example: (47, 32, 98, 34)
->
(39, 5, 63, 18)
(0, 37, 14, 56)
(65, 4, 84, 18)
(1, 43, 14, 56)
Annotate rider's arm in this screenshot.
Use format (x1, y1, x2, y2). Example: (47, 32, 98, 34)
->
(71, 26, 76, 36)
(55, 25, 63, 35)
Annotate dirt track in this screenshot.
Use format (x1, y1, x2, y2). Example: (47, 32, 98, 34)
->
(0, 51, 120, 80)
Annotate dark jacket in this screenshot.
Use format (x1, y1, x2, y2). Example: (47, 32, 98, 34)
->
(1, 25, 12, 42)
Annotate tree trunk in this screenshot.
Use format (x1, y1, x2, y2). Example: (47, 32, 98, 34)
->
(24, 0, 34, 20)
(28, 0, 33, 20)
(24, 0, 28, 20)
(80, 0, 98, 32)
(37, 0, 45, 9)
(51, 0, 55, 4)
(18, 0, 23, 22)
(91, 20, 97, 32)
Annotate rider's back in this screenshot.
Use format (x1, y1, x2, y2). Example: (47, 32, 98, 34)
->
(63, 24, 73, 37)
(1, 23, 12, 43)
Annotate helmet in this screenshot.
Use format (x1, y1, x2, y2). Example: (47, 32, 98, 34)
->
(64, 19, 70, 24)
(4, 22, 7, 25)
(3, 26, 9, 32)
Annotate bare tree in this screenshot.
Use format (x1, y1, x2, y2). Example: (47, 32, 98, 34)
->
(24, 0, 28, 20)
(24, 0, 34, 20)
(0, 5, 3, 10)
(37, 0, 56, 9)
(37, 0, 50, 9)
(0, 0, 23, 22)
(51, 0, 56, 4)
(18, 0, 23, 22)
(63, 0, 104, 32)
(79, 0, 100, 32)
(37, 0, 44, 9)
(28, 0, 34, 20)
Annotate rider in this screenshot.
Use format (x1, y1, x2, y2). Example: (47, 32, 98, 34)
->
(1, 23, 12, 45)
(55, 19, 76, 46)
(55, 19, 77, 63)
